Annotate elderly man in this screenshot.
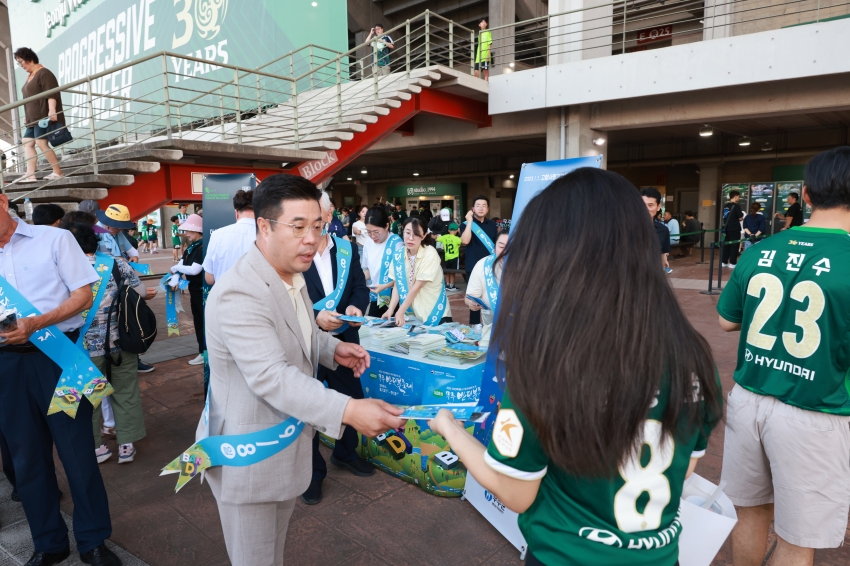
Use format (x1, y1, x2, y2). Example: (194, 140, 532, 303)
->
(203, 174, 404, 565)
(301, 191, 373, 505)
(0, 194, 120, 566)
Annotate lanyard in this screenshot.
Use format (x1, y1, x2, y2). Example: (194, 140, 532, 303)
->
(313, 236, 353, 333)
(392, 247, 447, 326)
(0, 275, 113, 418)
(470, 221, 495, 254)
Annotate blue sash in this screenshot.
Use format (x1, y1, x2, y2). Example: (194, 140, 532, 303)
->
(470, 221, 495, 254)
(392, 247, 447, 326)
(371, 234, 402, 306)
(0, 276, 114, 418)
(162, 415, 304, 492)
(129, 263, 152, 275)
(313, 236, 352, 333)
(482, 254, 500, 313)
(76, 253, 115, 350)
(160, 274, 189, 336)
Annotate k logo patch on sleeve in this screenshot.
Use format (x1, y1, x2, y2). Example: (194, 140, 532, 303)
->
(492, 409, 523, 458)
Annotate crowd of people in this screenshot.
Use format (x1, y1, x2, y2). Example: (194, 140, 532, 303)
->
(1, 148, 849, 566)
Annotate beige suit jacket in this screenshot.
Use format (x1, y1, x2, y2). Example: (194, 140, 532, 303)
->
(199, 244, 351, 504)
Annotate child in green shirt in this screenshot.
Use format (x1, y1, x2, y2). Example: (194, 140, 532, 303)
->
(438, 223, 461, 290)
(390, 211, 402, 235)
(170, 215, 181, 260)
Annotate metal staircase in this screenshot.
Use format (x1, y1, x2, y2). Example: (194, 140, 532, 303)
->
(0, 11, 488, 217)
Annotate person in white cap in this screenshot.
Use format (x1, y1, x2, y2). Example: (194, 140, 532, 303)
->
(428, 207, 451, 237)
(169, 214, 205, 365)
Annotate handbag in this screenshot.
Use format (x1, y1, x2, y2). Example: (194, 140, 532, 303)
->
(46, 120, 73, 148)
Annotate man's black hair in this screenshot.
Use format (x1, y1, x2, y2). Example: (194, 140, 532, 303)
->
(727, 190, 740, 199)
(65, 222, 99, 255)
(640, 187, 662, 205)
(788, 192, 799, 201)
(684, 210, 694, 217)
(32, 203, 65, 226)
(253, 174, 320, 231)
(374, 23, 384, 29)
(170, 215, 179, 222)
(472, 194, 490, 207)
(804, 147, 850, 210)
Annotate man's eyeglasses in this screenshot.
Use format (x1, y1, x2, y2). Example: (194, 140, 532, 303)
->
(262, 218, 325, 238)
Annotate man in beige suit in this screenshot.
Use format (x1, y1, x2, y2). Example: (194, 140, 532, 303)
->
(201, 174, 404, 565)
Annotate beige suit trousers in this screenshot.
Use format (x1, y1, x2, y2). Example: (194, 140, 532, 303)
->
(208, 473, 297, 565)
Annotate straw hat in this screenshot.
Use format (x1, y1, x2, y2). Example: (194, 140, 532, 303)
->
(96, 204, 136, 230)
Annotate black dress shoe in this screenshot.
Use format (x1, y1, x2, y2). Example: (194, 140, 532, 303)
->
(300, 479, 323, 505)
(330, 455, 375, 477)
(80, 544, 121, 566)
(23, 549, 70, 566)
(10, 487, 19, 502)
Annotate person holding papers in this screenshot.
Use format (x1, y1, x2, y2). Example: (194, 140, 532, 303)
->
(302, 192, 373, 505)
(383, 216, 452, 327)
(430, 168, 722, 566)
(464, 229, 508, 346)
(361, 206, 402, 317)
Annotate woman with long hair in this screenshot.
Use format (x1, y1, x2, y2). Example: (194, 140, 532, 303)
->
(351, 204, 371, 261)
(431, 168, 722, 566)
(361, 206, 402, 317)
(382, 216, 452, 326)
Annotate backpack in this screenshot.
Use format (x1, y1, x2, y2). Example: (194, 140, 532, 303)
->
(104, 263, 158, 378)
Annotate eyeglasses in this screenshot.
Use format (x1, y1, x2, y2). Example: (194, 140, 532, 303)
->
(262, 218, 325, 238)
(366, 228, 386, 238)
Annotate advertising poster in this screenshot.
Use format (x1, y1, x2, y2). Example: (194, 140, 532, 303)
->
(776, 182, 804, 231)
(748, 183, 775, 234)
(512, 156, 604, 227)
(200, 173, 256, 250)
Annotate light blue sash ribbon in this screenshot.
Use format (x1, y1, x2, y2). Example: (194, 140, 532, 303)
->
(129, 263, 152, 275)
(313, 236, 352, 333)
(470, 221, 495, 254)
(160, 274, 189, 336)
(76, 253, 115, 350)
(162, 415, 305, 492)
(371, 234, 402, 305)
(392, 247, 447, 326)
(0, 276, 113, 417)
(483, 254, 500, 313)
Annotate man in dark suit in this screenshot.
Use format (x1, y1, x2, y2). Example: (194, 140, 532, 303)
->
(301, 192, 373, 505)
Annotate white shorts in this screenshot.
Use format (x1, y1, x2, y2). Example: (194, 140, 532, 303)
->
(721, 384, 850, 548)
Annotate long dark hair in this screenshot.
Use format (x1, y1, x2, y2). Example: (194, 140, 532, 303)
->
(401, 216, 434, 247)
(493, 168, 721, 477)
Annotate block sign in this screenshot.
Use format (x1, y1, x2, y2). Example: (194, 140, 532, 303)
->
(298, 151, 339, 180)
(637, 25, 673, 45)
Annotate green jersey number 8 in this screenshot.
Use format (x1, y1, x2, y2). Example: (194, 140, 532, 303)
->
(614, 420, 674, 533)
(746, 273, 825, 359)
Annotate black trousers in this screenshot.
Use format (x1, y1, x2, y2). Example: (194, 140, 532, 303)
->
(189, 288, 205, 354)
(312, 362, 364, 482)
(367, 301, 388, 318)
(721, 234, 741, 266)
(0, 426, 15, 489)
(0, 350, 111, 554)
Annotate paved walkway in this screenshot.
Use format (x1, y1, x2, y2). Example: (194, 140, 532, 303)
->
(2, 257, 848, 565)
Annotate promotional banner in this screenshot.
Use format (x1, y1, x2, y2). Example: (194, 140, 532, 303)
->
(511, 156, 604, 228)
(10, 0, 347, 133)
(201, 173, 256, 250)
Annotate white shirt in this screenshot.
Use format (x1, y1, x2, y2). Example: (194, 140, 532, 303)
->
(352, 220, 369, 247)
(202, 217, 257, 280)
(314, 236, 335, 297)
(362, 236, 389, 285)
(666, 218, 680, 245)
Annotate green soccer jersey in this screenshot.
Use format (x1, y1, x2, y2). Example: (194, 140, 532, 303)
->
(438, 234, 461, 260)
(171, 224, 180, 246)
(717, 226, 850, 414)
(486, 387, 718, 565)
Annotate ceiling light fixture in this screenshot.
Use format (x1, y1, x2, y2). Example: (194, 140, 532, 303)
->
(761, 142, 774, 152)
(346, 177, 352, 181)
(699, 126, 713, 137)
(509, 62, 515, 68)
(592, 137, 606, 146)
(413, 171, 420, 176)
(738, 137, 751, 147)
(509, 174, 515, 179)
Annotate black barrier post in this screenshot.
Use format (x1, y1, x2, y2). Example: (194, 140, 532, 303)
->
(717, 241, 725, 290)
(700, 242, 721, 295)
(696, 223, 708, 264)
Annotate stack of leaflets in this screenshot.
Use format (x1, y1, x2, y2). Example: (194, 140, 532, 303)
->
(407, 333, 446, 354)
(370, 327, 410, 349)
(425, 347, 487, 365)
(388, 342, 410, 355)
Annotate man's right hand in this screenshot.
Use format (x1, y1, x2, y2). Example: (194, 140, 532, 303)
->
(342, 398, 405, 438)
(465, 209, 474, 223)
(317, 310, 343, 331)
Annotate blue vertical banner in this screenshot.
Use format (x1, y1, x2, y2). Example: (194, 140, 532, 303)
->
(486, 155, 604, 398)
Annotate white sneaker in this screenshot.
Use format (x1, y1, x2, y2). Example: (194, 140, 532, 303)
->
(44, 172, 65, 180)
(101, 425, 116, 438)
(188, 354, 205, 365)
(728, 263, 736, 269)
(95, 444, 112, 464)
(118, 444, 136, 464)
